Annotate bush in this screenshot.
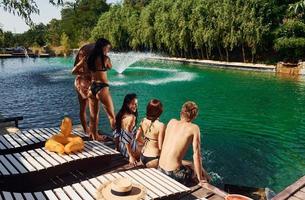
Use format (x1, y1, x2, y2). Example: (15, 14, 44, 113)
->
(275, 19, 305, 38)
(274, 37, 305, 62)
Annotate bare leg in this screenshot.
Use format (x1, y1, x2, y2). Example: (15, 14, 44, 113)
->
(88, 97, 100, 139)
(77, 93, 89, 135)
(96, 87, 116, 130)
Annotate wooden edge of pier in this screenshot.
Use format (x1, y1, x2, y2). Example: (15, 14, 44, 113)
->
(272, 175, 305, 200)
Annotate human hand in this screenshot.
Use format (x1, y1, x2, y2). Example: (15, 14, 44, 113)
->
(129, 155, 137, 167)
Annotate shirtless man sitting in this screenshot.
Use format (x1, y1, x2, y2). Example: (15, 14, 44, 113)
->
(158, 101, 210, 186)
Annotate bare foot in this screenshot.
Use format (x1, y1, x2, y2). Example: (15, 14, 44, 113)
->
(92, 133, 111, 142)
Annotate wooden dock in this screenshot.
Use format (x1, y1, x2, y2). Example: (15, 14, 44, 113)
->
(272, 175, 305, 200)
(0, 125, 227, 200)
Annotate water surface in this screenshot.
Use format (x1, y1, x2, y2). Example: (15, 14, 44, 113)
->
(0, 57, 304, 192)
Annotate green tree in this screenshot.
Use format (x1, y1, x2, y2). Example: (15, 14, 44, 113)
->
(46, 19, 62, 46)
(60, 0, 109, 47)
(60, 32, 70, 56)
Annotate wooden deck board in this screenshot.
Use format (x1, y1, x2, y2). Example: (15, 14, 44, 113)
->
(272, 175, 305, 200)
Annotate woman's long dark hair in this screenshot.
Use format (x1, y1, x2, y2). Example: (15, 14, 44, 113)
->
(115, 93, 138, 131)
(87, 38, 111, 71)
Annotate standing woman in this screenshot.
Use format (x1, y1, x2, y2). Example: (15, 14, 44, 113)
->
(72, 44, 94, 135)
(87, 38, 116, 141)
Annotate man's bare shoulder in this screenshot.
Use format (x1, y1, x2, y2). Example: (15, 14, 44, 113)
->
(190, 123, 200, 135)
(167, 119, 178, 126)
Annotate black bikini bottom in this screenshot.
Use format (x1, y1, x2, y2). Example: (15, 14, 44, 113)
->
(140, 154, 159, 167)
(91, 82, 109, 97)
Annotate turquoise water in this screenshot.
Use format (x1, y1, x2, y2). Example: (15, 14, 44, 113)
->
(0, 57, 304, 192)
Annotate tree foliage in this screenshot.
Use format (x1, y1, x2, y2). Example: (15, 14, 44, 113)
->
(2, 0, 305, 62)
(0, 0, 64, 25)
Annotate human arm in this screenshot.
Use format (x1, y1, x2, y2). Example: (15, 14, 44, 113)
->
(71, 57, 85, 75)
(136, 120, 144, 146)
(192, 126, 204, 181)
(123, 115, 137, 165)
(125, 143, 137, 166)
(105, 56, 112, 69)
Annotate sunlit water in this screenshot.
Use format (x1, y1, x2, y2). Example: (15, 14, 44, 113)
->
(0, 57, 304, 192)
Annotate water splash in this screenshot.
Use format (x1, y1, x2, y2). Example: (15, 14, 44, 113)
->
(24, 48, 29, 58)
(109, 52, 154, 73)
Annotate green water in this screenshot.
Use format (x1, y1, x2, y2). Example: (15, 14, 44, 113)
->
(0, 58, 304, 192)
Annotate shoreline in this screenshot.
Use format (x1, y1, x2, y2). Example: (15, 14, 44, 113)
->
(149, 56, 276, 72)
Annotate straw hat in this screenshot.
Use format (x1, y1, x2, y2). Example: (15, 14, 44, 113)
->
(96, 178, 146, 200)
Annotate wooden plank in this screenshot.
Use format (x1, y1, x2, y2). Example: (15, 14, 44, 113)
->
(118, 171, 158, 199)
(2, 192, 13, 200)
(134, 169, 173, 195)
(81, 180, 97, 198)
(0, 155, 18, 174)
(83, 146, 99, 157)
(62, 186, 83, 200)
(44, 190, 59, 200)
(273, 176, 305, 200)
(5, 154, 27, 173)
(20, 151, 44, 170)
(0, 135, 13, 148)
(13, 153, 35, 172)
(152, 168, 190, 191)
(288, 196, 302, 200)
(72, 130, 86, 137)
(72, 183, 95, 200)
(13, 193, 24, 200)
(53, 188, 71, 200)
(0, 160, 10, 175)
(125, 170, 165, 197)
(294, 191, 305, 200)
(3, 134, 20, 147)
(41, 149, 67, 164)
(32, 129, 50, 140)
(38, 128, 54, 137)
(301, 187, 305, 193)
(66, 152, 80, 160)
(34, 192, 47, 200)
(14, 132, 34, 145)
(27, 150, 51, 168)
(8, 133, 28, 147)
(23, 193, 35, 200)
(94, 141, 118, 154)
(88, 177, 101, 188)
(34, 149, 60, 166)
(0, 139, 6, 149)
(27, 129, 46, 142)
(208, 195, 224, 200)
(141, 168, 180, 193)
(13, 153, 36, 172)
(147, 168, 187, 192)
(84, 143, 107, 156)
(22, 130, 40, 143)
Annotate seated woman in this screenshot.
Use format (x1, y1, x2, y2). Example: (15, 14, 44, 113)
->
(113, 93, 139, 166)
(136, 99, 165, 168)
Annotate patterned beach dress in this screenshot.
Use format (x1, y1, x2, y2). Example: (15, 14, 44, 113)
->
(113, 127, 137, 158)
